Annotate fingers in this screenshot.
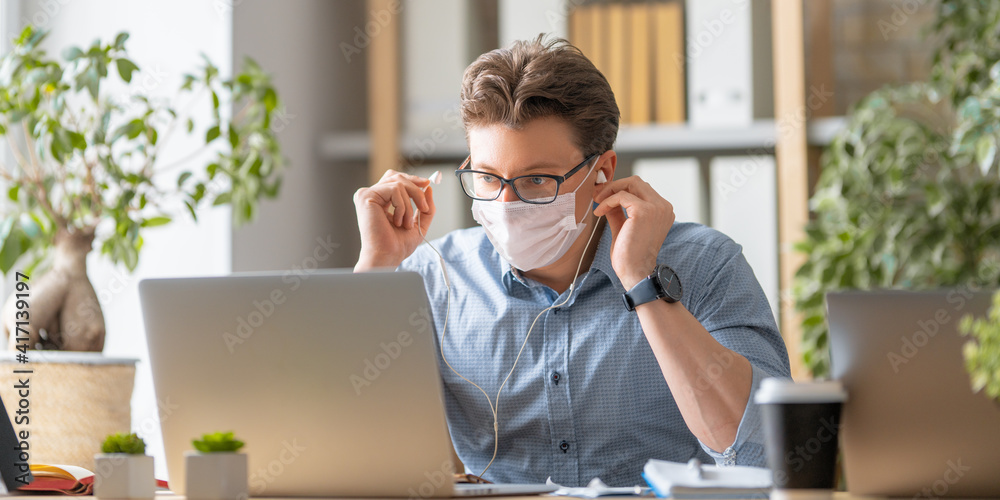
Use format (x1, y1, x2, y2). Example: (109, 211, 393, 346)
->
(593, 189, 642, 217)
(417, 186, 436, 233)
(594, 176, 662, 205)
(390, 188, 409, 228)
(379, 170, 431, 211)
(358, 170, 436, 229)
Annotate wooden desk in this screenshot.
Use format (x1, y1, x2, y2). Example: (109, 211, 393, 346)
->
(11, 492, 871, 499)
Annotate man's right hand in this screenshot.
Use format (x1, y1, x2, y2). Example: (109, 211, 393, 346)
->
(354, 169, 436, 272)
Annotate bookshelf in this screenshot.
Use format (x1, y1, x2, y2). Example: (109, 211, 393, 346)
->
(345, 0, 814, 379)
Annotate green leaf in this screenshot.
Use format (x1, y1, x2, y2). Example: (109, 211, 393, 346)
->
(67, 130, 87, 150)
(262, 178, 282, 198)
(101, 433, 145, 455)
(184, 200, 198, 221)
(186, 118, 194, 133)
(116, 58, 139, 83)
(7, 186, 19, 202)
(84, 65, 100, 100)
(192, 431, 245, 453)
(205, 125, 220, 143)
(111, 119, 145, 142)
(114, 32, 130, 49)
(0, 220, 30, 275)
(975, 135, 996, 174)
(141, 216, 172, 228)
(212, 192, 231, 206)
(16, 26, 34, 46)
(211, 91, 219, 110)
(63, 46, 84, 60)
(177, 171, 193, 187)
(191, 183, 206, 203)
(262, 87, 277, 112)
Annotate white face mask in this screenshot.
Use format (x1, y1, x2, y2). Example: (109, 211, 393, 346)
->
(471, 159, 598, 272)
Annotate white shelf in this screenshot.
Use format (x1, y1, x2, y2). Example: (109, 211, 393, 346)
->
(320, 118, 846, 163)
(615, 121, 777, 153)
(319, 130, 468, 162)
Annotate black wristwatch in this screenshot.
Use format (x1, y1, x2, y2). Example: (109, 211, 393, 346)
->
(622, 265, 683, 311)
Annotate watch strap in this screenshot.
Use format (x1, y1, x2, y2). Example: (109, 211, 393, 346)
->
(622, 270, 663, 312)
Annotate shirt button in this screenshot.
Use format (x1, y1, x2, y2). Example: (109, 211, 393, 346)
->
(551, 371, 561, 385)
(559, 441, 569, 453)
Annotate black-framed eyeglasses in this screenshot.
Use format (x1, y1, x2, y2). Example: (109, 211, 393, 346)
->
(454, 153, 600, 204)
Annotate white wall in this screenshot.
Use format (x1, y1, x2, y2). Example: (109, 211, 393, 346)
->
(499, 0, 567, 46)
(231, 0, 367, 272)
(18, 0, 233, 478)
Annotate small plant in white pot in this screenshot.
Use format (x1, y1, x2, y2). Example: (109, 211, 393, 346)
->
(185, 431, 247, 500)
(94, 433, 154, 500)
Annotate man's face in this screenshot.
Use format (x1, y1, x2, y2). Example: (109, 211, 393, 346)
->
(466, 116, 607, 224)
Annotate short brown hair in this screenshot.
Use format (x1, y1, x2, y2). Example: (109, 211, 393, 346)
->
(460, 35, 619, 157)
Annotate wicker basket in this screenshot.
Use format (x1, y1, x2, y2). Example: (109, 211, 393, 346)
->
(0, 352, 137, 472)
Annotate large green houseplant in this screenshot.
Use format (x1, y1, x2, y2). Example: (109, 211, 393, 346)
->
(794, 0, 1000, 377)
(0, 26, 283, 351)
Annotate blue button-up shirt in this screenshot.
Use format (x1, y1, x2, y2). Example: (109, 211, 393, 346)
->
(399, 222, 790, 487)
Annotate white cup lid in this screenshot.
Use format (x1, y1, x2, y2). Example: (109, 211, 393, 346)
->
(753, 377, 848, 404)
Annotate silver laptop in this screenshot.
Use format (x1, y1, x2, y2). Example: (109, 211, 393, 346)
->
(139, 270, 556, 497)
(827, 290, 1000, 497)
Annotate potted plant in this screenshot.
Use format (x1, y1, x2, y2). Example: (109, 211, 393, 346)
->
(184, 431, 247, 500)
(0, 25, 283, 351)
(0, 25, 282, 469)
(94, 433, 154, 500)
(793, 0, 1000, 377)
(959, 290, 1000, 404)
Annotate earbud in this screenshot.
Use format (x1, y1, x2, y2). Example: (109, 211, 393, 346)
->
(596, 171, 608, 184)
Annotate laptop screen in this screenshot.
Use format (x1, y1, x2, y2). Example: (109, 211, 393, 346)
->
(0, 392, 33, 492)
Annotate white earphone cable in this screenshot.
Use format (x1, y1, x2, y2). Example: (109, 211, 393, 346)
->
(416, 209, 603, 478)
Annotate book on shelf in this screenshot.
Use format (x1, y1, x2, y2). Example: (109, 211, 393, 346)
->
(607, 2, 631, 124)
(654, 0, 686, 124)
(630, 3, 653, 125)
(569, 0, 686, 126)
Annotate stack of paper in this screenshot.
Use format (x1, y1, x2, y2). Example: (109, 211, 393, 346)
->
(642, 459, 771, 499)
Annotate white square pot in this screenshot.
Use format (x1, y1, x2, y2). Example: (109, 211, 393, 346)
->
(184, 452, 248, 500)
(93, 454, 155, 500)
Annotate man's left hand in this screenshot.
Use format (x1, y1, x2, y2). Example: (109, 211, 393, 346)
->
(593, 176, 675, 290)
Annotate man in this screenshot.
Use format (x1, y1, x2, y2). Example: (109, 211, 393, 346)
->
(353, 36, 789, 487)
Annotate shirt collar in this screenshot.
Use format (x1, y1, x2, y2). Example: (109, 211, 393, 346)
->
(499, 218, 624, 294)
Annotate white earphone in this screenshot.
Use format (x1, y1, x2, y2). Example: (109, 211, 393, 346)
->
(415, 173, 604, 477)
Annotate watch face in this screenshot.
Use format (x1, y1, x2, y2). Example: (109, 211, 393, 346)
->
(657, 265, 682, 301)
